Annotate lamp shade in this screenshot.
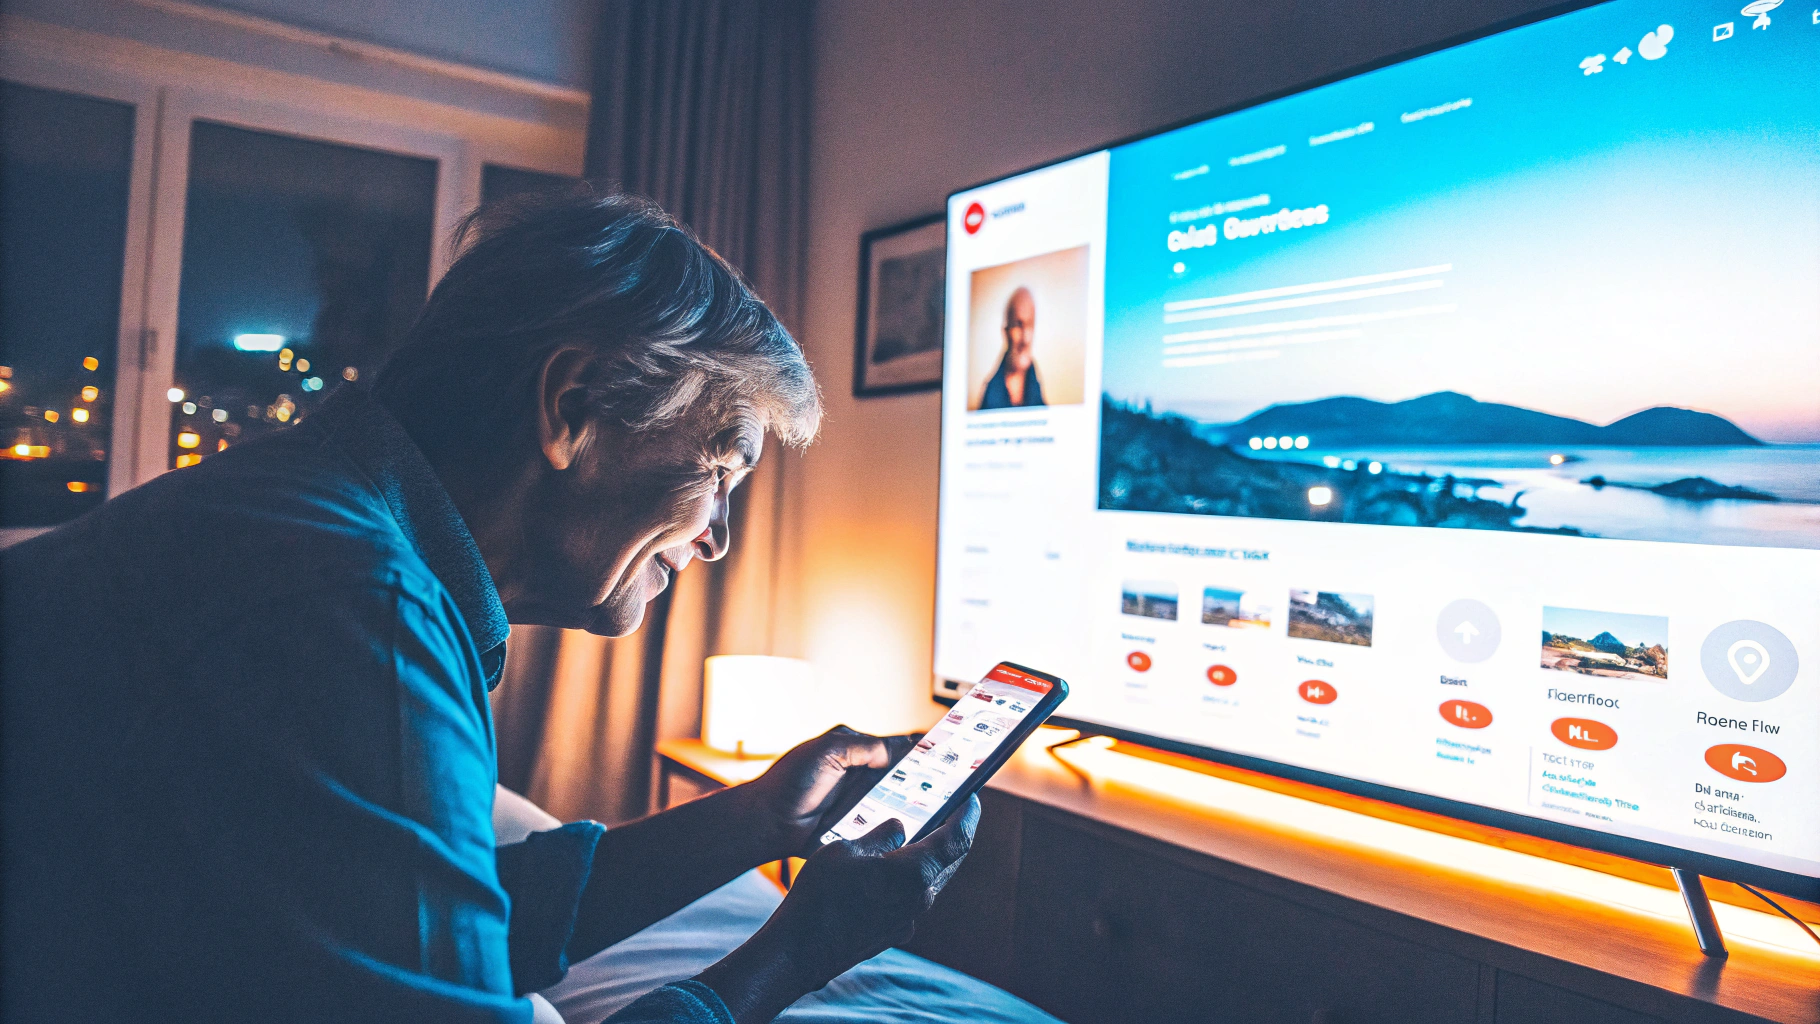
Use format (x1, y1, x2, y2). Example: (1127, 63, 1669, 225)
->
(701, 655, 819, 756)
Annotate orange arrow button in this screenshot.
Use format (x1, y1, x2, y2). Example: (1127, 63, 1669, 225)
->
(1705, 743, 1786, 783)
(1551, 717, 1617, 750)
(1439, 699, 1492, 729)
(1298, 680, 1337, 704)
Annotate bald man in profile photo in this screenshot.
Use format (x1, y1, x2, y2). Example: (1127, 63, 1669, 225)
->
(978, 286, 1045, 410)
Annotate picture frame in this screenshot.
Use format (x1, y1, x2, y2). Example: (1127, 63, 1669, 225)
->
(853, 212, 945, 397)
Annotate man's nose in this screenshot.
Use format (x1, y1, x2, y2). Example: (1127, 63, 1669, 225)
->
(693, 496, 730, 562)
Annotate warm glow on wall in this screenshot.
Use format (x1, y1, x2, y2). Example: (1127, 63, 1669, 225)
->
(803, 569, 936, 735)
(702, 655, 824, 756)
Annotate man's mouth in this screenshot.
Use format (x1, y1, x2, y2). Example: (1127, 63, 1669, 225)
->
(652, 554, 683, 592)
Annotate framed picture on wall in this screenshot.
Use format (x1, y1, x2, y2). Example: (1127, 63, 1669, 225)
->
(853, 212, 945, 396)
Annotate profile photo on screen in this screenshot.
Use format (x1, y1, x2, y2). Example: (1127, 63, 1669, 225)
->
(966, 245, 1088, 411)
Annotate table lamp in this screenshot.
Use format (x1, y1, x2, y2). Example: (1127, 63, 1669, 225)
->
(701, 655, 818, 757)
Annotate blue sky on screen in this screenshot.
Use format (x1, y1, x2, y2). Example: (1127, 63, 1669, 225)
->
(1101, 0, 1819, 441)
(1543, 605, 1671, 647)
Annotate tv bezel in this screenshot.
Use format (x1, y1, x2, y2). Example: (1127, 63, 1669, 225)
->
(933, 0, 1820, 902)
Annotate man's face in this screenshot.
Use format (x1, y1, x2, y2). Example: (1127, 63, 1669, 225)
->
(1003, 290, 1036, 373)
(517, 402, 762, 637)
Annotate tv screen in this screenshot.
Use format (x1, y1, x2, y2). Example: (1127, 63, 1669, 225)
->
(934, 0, 1819, 897)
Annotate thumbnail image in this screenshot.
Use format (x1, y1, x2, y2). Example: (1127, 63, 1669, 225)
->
(1286, 589, 1374, 646)
(1540, 606, 1668, 680)
(966, 246, 1089, 411)
(1201, 587, 1272, 629)
(1121, 580, 1179, 621)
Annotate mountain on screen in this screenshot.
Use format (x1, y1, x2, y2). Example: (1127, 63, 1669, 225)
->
(1228, 392, 1761, 447)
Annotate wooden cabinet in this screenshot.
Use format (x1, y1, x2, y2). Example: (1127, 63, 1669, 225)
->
(1493, 972, 1666, 1024)
(1007, 812, 1483, 1024)
(904, 794, 1726, 1024)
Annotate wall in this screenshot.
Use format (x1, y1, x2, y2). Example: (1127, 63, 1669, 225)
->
(790, 0, 1562, 734)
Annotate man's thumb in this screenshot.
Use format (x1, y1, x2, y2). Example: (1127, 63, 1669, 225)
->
(847, 817, 908, 856)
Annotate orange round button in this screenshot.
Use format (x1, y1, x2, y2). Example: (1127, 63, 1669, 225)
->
(1206, 664, 1237, 686)
(1439, 699, 1492, 729)
(1705, 743, 1786, 783)
(1297, 679, 1337, 704)
(1551, 717, 1617, 750)
(1126, 651, 1152, 672)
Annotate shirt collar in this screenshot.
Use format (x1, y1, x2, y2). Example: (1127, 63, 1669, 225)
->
(309, 384, 511, 688)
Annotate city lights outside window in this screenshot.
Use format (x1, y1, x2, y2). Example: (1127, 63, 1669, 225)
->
(43, 410, 59, 423)
(82, 356, 99, 371)
(1308, 486, 1334, 506)
(80, 385, 99, 402)
(167, 388, 185, 403)
(72, 408, 89, 423)
(176, 430, 201, 449)
(233, 333, 286, 352)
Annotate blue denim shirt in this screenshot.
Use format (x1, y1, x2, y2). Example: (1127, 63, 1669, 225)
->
(1, 385, 729, 1024)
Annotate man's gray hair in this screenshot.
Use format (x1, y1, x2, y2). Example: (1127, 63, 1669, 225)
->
(375, 187, 820, 463)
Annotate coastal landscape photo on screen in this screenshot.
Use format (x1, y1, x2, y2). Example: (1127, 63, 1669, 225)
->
(1096, 3, 1820, 550)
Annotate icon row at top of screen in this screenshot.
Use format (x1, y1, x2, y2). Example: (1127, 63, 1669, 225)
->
(1435, 599, 1798, 702)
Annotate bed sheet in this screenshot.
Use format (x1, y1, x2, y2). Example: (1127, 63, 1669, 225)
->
(541, 868, 1061, 1024)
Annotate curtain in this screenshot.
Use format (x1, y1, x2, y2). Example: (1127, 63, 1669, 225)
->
(491, 0, 814, 826)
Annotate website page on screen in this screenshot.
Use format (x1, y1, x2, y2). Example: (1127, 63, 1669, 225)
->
(823, 665, 1057, 844)
(934, 0, 1819, 882)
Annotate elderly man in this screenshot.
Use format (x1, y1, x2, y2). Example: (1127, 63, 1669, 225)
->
(1, 192, 999, 1023)
(977, 286, 1045, 410)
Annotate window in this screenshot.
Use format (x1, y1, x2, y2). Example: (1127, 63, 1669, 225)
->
(0, 7, 584, 539)
(0, 82, 135, 526)
(169, 122, 437, 466)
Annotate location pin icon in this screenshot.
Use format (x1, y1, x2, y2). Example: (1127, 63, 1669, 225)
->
(1727, 639, 1770, 685)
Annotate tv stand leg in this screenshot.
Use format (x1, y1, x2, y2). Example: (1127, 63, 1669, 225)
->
(1673, 867, 1728, 958)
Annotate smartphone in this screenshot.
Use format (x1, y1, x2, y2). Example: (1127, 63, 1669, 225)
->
(820, 661, 1068, 845)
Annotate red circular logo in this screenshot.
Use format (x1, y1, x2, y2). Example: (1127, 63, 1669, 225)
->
(963, 201, 986, 234)
(1206, 664, 1237, 687)
(1126, 651, 1152, 672)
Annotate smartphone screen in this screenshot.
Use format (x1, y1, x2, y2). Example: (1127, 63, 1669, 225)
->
(821, 663, 1063, 845)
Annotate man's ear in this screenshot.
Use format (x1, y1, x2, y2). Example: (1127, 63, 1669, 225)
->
(536, 346, 597, 472)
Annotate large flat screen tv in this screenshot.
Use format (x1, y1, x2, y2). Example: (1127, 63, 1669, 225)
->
(933, 0, 1819, 899)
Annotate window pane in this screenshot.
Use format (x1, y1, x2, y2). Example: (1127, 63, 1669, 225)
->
(481, 163, 577, 203)
(0, 82, 134, 527)
(171, 121, 436, 467)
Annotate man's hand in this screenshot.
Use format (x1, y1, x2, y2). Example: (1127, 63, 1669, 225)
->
(695, 797, 979, 1024)
(739, 726, 916, 860)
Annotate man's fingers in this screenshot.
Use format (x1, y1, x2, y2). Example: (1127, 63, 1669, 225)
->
(846, 816, 907, 857)
(813, 725, 897, 770)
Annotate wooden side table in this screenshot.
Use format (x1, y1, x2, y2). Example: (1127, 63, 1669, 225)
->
(654, 737, 775, 808)
(653, 738, 799, 888)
